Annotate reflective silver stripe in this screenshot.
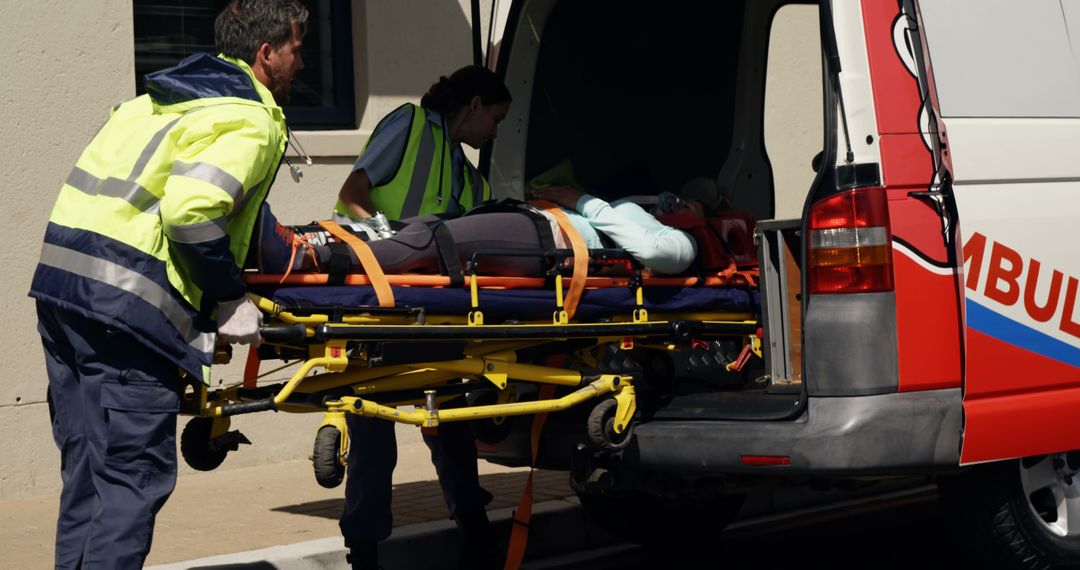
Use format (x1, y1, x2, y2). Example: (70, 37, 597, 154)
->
(172, 161, 245, 203)
(129, 117, 182, 179)
(165, 217, 228, 244)
(38, 243, 214, 354)
(65, 116, 184, 213)
(470, 164, 484, 206)
(231, 178, 263, 220)
(401, 123, 436, 219)
(65, 167, 160, 213)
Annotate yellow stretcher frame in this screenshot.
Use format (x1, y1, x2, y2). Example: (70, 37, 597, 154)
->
(179, 290, 760, 478)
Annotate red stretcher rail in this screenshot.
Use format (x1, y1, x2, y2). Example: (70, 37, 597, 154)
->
(242, 272, 749, 289)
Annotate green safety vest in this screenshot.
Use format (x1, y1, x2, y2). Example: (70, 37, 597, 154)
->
(335, 104, 492, 220)
(29, 54, 287, 383)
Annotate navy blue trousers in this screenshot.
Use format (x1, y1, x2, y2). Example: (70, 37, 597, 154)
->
(339, 411, 493, 544)
(37, 302, 182, 569)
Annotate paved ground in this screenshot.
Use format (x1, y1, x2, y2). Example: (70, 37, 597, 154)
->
(0, 424, 572, 569)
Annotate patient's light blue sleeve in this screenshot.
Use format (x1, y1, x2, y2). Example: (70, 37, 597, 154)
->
(575, 195, 698, 274)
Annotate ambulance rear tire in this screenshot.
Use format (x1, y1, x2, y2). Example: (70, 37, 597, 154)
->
(180, 417, 228, 472)
(313, 426, 346, 489)
(587, 398, 633, 451)
(940, 453, 1080, 569)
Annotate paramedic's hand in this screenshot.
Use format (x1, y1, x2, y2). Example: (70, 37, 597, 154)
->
(532, 185, 585, 211)
(217, 296, 263, 346)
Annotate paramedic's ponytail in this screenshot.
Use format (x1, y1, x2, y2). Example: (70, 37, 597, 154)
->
(421, 65, 512, 117)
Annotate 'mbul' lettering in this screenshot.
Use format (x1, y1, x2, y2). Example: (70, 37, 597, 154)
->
(1024, 258, 1063, 323)
(984, 241, 1023, 306)
(963, 232, 986, 291)
(1061, 277, 1080, 340)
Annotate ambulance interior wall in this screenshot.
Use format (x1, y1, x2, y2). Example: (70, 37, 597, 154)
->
(518, 0, 818, 391)
(522, 1, 821, 221)
(0, 0, 484, 500)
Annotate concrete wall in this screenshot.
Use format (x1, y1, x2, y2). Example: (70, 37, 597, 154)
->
(0, 0, 139, 499)
(0, 0, 820, 500)
(0, 0, 479, 500)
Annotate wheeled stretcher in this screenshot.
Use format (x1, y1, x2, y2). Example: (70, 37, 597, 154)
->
(177, 206, 763, 488)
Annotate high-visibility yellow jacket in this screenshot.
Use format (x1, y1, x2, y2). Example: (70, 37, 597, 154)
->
(29, 53, 287, 384)
(334, 104, 491, 220)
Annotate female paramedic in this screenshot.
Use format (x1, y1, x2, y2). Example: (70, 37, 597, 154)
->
(334, 66, 511, 570)
(333, 65, 511, 223)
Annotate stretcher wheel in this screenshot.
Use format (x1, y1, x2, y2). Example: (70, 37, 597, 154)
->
(312, 426, 345, 489)
(467, 390, 513, 445)
(587, 399, 633, 451)
(470, 416, 513, 445)
(181, 417, 228, 471)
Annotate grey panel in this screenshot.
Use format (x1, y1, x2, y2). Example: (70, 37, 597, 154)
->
(632, 389, 962, 475)
(804, 292, 899, 395)
(919, 0, 1080, 117)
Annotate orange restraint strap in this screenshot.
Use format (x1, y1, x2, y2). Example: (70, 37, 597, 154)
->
(527, 200, 588, 320)
(242, 346, 261, 389)
(503, 384, 557, 570)
(316, 220, 395, 308)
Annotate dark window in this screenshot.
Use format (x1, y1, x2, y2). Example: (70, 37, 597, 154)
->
(133, 0, 355, 129)
(525, 1, 742, 202)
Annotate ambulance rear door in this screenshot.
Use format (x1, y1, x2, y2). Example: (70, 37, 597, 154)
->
(469, 0, 513, 70)
(915, 0, 1080, 464)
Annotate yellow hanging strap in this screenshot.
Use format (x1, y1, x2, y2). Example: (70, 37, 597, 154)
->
(528, 199, 588, 320)
(316, 220, 396, 307)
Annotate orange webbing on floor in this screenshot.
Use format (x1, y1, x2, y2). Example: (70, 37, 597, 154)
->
(527, 199, 588, 320)
(315, 220, 395, 307)
(503, 384, 557, 570)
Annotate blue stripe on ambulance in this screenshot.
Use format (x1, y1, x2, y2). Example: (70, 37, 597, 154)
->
(966, 299, 1080, 370)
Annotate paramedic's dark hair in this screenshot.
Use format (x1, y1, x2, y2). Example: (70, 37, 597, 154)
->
(215, 0, 309, 64)
(421, 66, 513, 116)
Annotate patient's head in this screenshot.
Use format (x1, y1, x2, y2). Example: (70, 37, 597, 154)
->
(677, 177, 729, 218)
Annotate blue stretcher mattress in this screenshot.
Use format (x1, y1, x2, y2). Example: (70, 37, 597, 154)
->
(259, 285, 759, 322)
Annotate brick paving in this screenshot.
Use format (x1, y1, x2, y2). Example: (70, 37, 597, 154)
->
(0, 458, 572, 569)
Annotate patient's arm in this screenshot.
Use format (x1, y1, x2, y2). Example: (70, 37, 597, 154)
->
(530, 185, 584, 208)
(577, 197, 697, 274)
(337, 169, 377, 219)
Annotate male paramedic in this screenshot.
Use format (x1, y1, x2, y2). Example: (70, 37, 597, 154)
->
(28, 1, 307, 567)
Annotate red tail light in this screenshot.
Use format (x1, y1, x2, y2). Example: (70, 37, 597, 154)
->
(807, 188, 894, 294)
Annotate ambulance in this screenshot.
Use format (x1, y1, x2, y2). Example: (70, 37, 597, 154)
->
(470, 0, 1080, 565)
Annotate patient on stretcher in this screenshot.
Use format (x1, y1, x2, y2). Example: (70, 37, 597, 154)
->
(253, 186, 737, 281)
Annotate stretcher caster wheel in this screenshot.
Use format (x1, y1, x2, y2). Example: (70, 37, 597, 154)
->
(467, 391, 513, 445)
(470, 416, 513, 445)
(313, 425, 346, 488)
(181, 417, 228, 471)
(587, 399, 633, 451)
